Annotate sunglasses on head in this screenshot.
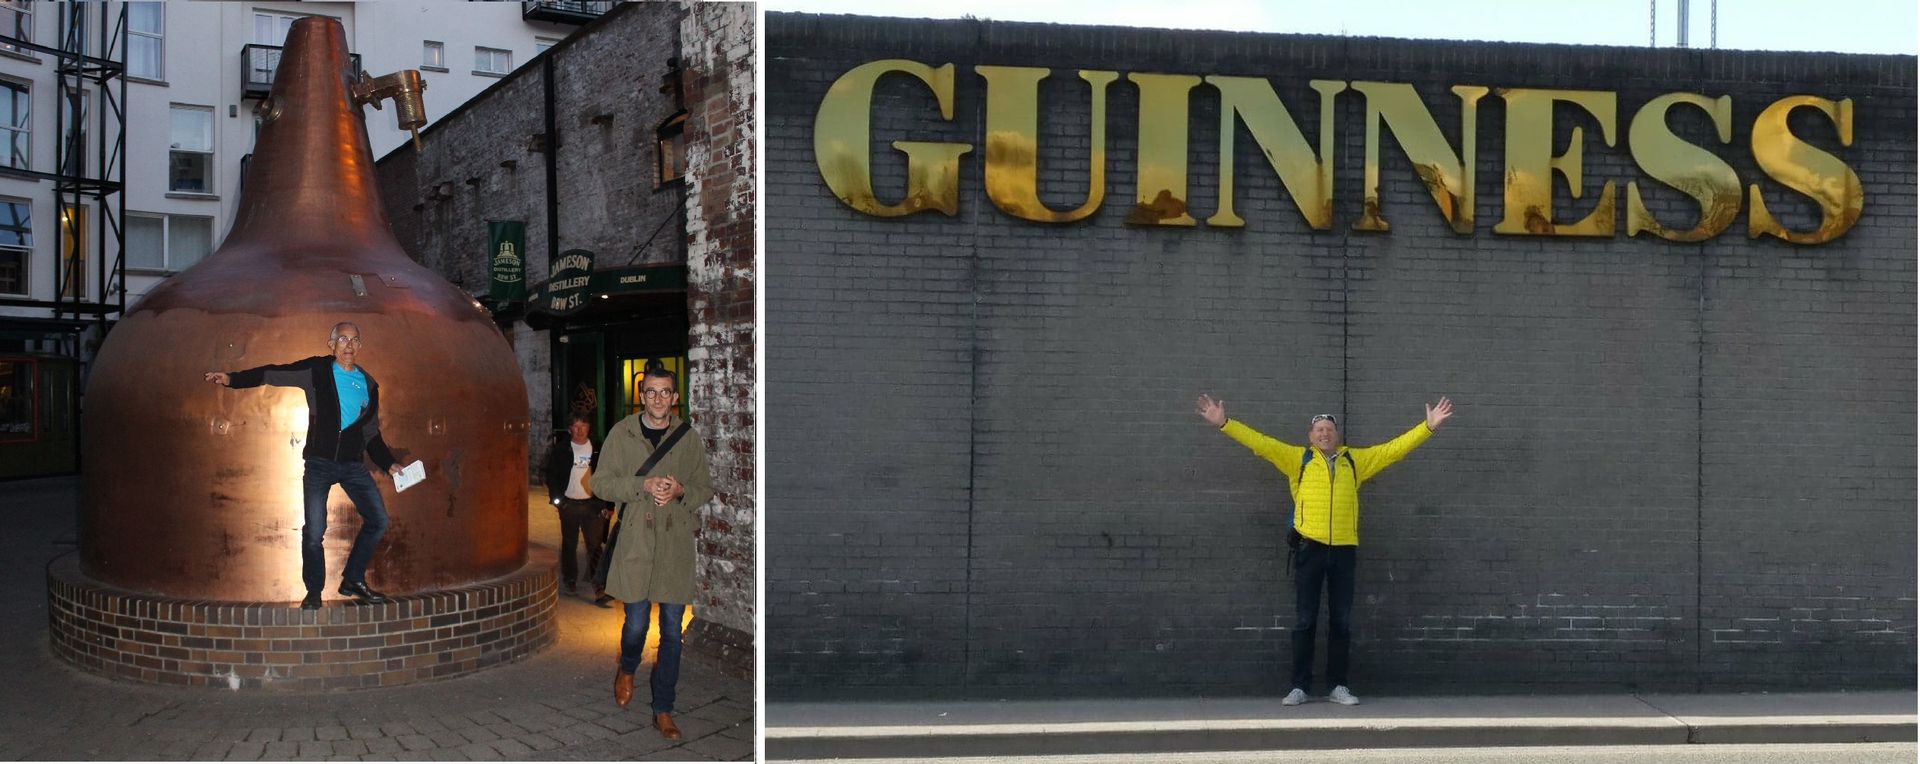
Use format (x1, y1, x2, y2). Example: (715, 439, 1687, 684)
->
(1310, 414, 1338, 426)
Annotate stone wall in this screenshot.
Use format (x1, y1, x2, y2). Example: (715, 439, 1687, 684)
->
(375, 2, 757, 676)
(376, 3, 685, 478)
(679, 0, 758, 675)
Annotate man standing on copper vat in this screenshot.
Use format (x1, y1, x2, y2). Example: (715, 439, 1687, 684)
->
(204, 322, 405, 610)
(589, 362, 712, 740)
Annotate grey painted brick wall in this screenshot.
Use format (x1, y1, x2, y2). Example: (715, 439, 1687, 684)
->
(766, 14, 1917, 696)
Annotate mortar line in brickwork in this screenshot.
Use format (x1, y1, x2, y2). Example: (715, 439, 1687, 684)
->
(1693, 236, 1708, 693)
(962, 19, 988, 689)
(1339, 228, 1351, 423)
(1335, 30, 1354, 421)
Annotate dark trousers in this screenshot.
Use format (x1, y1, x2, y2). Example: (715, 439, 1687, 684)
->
(619, 600, 686, 713)
(556, 498, 607, 586)
(300, 458, 390, 594)
(1292, 539, 1356, 692)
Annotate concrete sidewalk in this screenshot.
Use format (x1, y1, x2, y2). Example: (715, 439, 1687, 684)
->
(3, 477, 752, 762)
(766, 691, 1915, 759)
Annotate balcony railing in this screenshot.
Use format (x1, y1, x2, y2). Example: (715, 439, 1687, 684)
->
(521, 1, 613, 25)
(240, 44, 362, 100)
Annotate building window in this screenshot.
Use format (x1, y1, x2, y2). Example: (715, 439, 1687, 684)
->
(168, 105, 213, 193)
(247, 11, 304, 85)
(656, 111, 687, 188)
(0, 198, 28, 296)
(63, 3, 88, 57)
(0, 1, 29, 56)
(253, 11, 298, 46)
(128, 2, 163, 80)
(60, 90, 86, 176)
(2, 80, 27, 170)
(474, 46, 511, 76)
(0, 358, 32, 441)
(535, 37, 560, 56)
(422, 40, 444, 69)
(127, 213, 211, 272)
(58, 206, 85, 300)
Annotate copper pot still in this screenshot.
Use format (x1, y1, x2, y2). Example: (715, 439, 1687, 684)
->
(80, 17, 529, 601)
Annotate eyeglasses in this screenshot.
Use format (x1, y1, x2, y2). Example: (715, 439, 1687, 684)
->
(330, 336, 363, 347)
(1310, 414, 1338, 426)
(641, 388, 676, 399)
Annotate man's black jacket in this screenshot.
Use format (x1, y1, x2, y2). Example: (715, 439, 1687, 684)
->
(229, 355, 397, 469)
(544, 432, 602, 503)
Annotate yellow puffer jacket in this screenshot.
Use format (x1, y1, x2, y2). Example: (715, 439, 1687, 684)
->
(1219, 418, 1432, 546)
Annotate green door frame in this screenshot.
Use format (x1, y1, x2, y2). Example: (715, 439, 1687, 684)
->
(554, 331, 609, 442)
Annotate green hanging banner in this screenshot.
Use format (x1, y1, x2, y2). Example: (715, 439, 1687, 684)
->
(487, 220, 527, 303)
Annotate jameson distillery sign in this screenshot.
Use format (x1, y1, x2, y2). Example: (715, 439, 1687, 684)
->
(812, 60, 1865, 243)
(547, 249, 595, 314)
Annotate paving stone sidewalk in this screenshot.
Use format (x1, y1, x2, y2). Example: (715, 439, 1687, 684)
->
(0, 477, 754, 762)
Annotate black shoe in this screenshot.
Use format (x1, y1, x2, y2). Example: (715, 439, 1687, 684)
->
(562, 581, 578, 597)
(337, 581, 390, 604)
(592, 593, 615, 608)
(300, 592, 322, 610)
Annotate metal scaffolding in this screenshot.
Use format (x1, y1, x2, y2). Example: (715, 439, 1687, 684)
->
(0, 3, 128, 359)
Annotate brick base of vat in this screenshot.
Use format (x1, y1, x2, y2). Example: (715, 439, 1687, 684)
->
(46, 549, 558, 690)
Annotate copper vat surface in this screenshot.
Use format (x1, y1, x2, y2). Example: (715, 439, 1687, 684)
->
(79, 17, 529, 602)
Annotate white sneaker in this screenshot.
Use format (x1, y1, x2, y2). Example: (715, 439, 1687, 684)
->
(1281, 688, 1308, 706)
(1329, 685, 1360, 705)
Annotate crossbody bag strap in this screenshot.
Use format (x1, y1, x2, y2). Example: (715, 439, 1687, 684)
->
(595, 421, 692, 589)
(632, 421, 692, 477)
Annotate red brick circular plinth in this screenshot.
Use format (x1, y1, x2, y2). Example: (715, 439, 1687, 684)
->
(46, 548, 557, 691)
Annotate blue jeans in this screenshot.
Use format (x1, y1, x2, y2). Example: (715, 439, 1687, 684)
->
(619, 600, 686, 713)
(1292, 538, 1356, 692)
(301, 458, 390, 594)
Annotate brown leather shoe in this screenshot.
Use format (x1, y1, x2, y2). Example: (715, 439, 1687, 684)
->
(653, 711, 681, 740)
(613, 671, 634, 709)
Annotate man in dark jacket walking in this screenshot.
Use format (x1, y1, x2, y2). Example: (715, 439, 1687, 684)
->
(544, 413, 610, 602)
(205, 322, 405, 609)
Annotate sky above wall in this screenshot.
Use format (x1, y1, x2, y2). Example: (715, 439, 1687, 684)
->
(765, 0, 1918, 55)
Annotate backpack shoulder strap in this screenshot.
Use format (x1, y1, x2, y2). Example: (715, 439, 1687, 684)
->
(1299, 449, 1358, 482)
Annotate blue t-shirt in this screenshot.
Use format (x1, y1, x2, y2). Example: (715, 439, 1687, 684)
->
(333, 364, 369, 430)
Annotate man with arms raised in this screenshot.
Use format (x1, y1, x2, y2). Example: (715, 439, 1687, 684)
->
(1195, 393, 1453, 706)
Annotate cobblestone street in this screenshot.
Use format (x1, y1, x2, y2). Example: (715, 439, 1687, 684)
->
(1, 477, 753, 761)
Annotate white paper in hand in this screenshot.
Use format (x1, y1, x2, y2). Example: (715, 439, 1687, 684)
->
(394, 460, 427, 493)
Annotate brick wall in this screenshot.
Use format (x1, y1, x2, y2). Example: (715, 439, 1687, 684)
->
(375, 4, 684, 479)
(766, 14, 1916, 695)
(680, 0, 758, 670)
(374, 4, 756, 676)
(48, 551, 557, 691)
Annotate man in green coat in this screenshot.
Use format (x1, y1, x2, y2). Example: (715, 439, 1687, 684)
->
(588, 364, 712, 740)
